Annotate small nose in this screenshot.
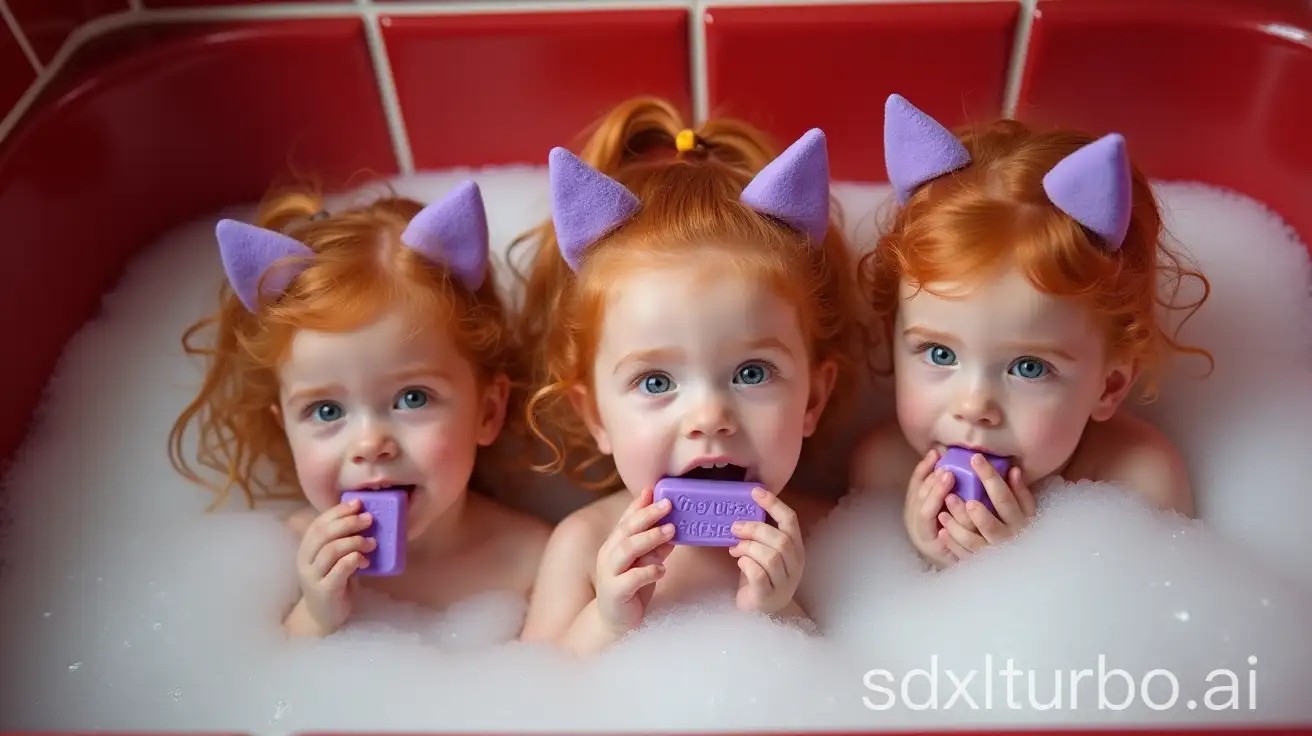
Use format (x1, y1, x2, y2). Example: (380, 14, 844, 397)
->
(952, 381, 1002, 427)
(352, 419, 399, 464)
(683, 392, 738, 439)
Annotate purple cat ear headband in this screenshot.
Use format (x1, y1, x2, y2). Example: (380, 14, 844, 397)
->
(214, 180, 491, 311)
(883, 94, 1133, 250)
(547, 128, 832, 271)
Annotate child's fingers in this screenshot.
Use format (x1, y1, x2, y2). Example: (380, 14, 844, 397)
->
(311, 535, 376, 579)
(605, 524, 675, 577)
(907, 448, 941, 496)
(731, 521, 800, 578)
(613, 496, 672, 539)
(1010, 467, 1038, 518)
(943, 494, 978, 532)
(938, 528, 973, 560)
(302, 512, 372, 563)
(911, 471, 954, 544)
(751, 488, 802, 541)
(965, 501, 1010, 544)
(737, 555, 771, 591)
(974, 454, 1023, 526)
(612, 563, 665, 600)
(729, 539, 789, 589)
(322, 550, 368, 590)
(938, 512, 985, 553)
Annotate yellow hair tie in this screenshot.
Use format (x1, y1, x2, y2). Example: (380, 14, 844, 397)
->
(675, 129, 698, 153)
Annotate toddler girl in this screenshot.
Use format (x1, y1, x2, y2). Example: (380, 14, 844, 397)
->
(514, 98, 865, 656)
(170, 182, 549, 637)
(851, 95, 1210, 568)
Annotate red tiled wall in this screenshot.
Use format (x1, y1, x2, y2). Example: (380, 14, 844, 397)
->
(6, 0, 126, 63)
(1017, 0, 1312, 242)
(0, 19, 34, 113)
(385, 9, 691, 169)
(706, 1, 1018, 181)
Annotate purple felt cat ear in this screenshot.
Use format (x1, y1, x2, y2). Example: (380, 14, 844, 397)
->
(215, 219, 314, 311)
(548, 147, 641, 272)
(1042, 133, 1132, 251)
(883, 94, 972, 204)
(740, 128, 831, 244)
(401, 180, 490, 290)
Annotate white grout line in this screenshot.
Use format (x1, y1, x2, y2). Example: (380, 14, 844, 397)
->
(1001, 0, 1038, 118)
(0, 0, 42, 73)
(705, 0, 1008, 6)
(689, 0, 708, 124)
(361, 8, 415, 174)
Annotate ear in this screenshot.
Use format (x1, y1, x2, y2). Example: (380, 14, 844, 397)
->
(1090, 359, 1138, 422)
(568, 384, 612, 455)
(802, 359, 839, 437)
(475, 373, 511, 446)
(269, 403, 284, 428)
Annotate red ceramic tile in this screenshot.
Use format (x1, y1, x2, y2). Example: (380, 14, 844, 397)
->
(145, 0, 345, 6)
(0, 19, 36, 114)
(0, 18, 396, 465)
(6, 0, 126, 63)
(706, 2, 1018, 182)
(1018, 0, 1312, 245)
(383, 9, 691, 169)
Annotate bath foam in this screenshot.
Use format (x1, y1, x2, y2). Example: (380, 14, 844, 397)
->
(1, 172, 1311, 733)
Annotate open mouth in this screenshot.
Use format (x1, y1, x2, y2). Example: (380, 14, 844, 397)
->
(679, 463, 748, 483)
(353, 484, 416, 496)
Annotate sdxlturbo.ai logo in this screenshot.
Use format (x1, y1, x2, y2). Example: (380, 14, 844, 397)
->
(862, 655, 1258, 712)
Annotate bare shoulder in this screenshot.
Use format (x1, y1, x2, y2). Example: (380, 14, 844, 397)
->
(540, 492, 628, 575)
(468, 494, 553, 566)
(848, 419, 917, 494)
(1084, 413, 1195, 518)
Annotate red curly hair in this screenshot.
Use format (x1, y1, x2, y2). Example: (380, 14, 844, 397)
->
(169, 188, 517, 509)
(859, 119, 1211, 397)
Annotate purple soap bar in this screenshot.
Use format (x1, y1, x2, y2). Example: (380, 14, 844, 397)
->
(340, 489, 407, 576)
(935, 447, 1010, 515)
(653, 477, 766, 547)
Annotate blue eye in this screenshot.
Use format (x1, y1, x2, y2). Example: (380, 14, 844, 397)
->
(311, 402, 343, 422)
(1010, 357, 1049, 380)
(639, 373, 674, 395)
(396, 389, 429, 410)
(925, 344, 957, 366)
(734, 362, 771, 385)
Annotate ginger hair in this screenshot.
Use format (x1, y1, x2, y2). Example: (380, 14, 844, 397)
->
(169, 187, 517, 509)
(859, 118, 1212, 398)
(511, 97, 866, 492)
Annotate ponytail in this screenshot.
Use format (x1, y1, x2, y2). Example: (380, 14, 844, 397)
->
(513, 96, 867, 492)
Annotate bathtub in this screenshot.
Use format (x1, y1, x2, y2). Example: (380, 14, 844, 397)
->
(0, 0, 1309, 733)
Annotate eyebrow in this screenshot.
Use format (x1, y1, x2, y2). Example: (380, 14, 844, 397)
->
(285, 384, 341, 406)
(614, 348, 684, 375)
(740, 337, 794, 359)
(284, 368, 453, 405)
(612, 338, 795, 376)
(1004, 342, 1076, 361)
(387, 367, 454, 385)
(903, 326, 958, 344)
